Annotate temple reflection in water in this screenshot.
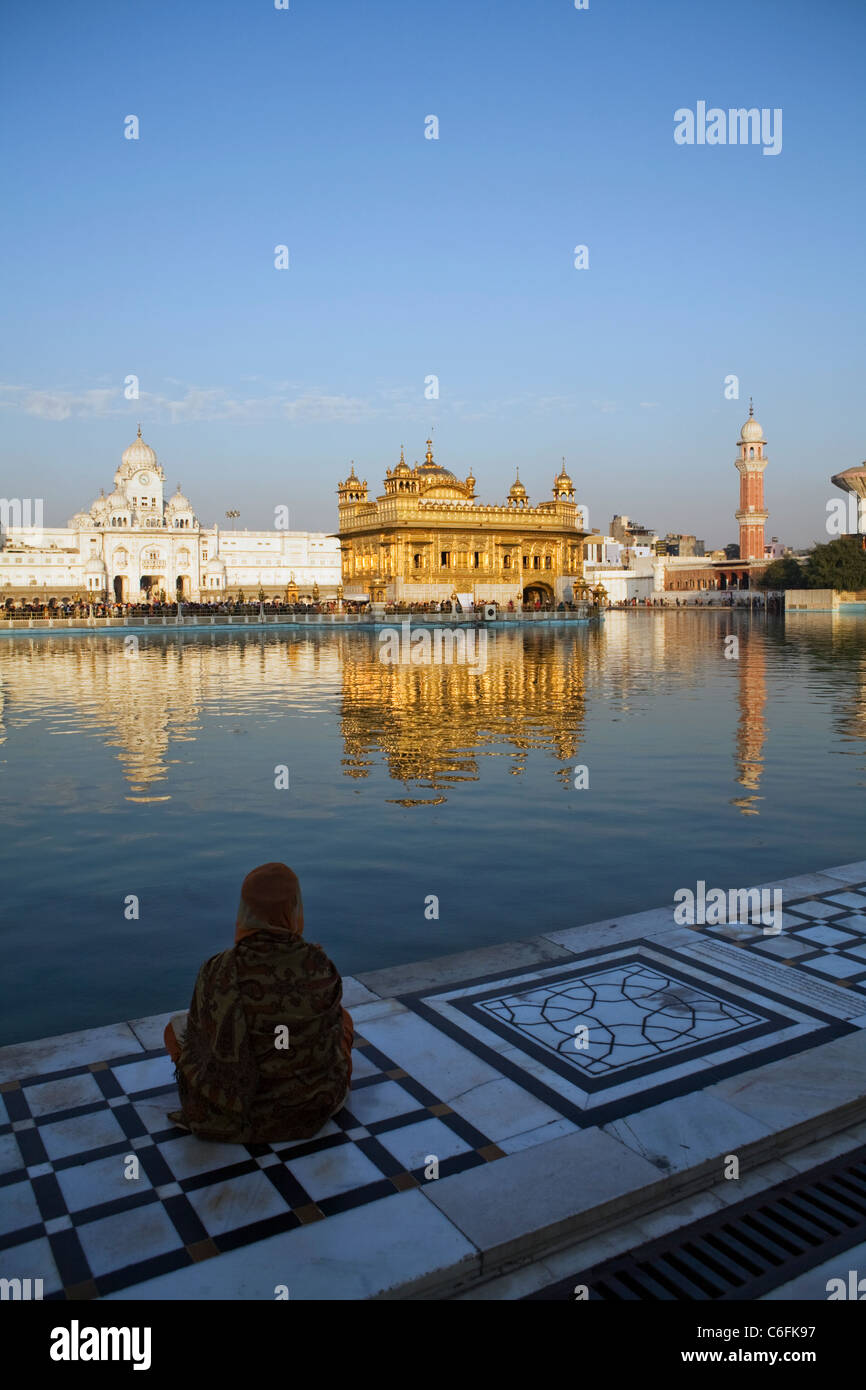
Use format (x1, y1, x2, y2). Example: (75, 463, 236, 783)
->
(338, 626, 598, 799)
(0, 614, 848, 819)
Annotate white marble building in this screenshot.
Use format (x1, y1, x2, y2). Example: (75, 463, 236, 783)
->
(0, 430, 341, 602)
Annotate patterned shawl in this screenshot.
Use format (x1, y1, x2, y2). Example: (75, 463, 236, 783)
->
(175, 925, 348, 1143)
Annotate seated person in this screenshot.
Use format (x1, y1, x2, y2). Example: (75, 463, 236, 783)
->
(164, 862, 353, 1143)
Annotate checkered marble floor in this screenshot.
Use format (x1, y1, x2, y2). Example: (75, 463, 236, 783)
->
(2, 863, 866, 1300)
(696, 880, 866, 992)
(0, 1037, 501, 1299)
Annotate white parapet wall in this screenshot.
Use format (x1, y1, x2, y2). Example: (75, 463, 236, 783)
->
(786, 589, 838, 611)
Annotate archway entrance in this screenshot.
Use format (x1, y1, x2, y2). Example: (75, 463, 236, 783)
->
(523, 582, 554, 608)
(176, 575, 190, 599)
(140, 575, 162, 599)
(113, 576, 128, 602)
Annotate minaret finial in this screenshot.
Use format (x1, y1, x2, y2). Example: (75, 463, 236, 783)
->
(426, 435, 434, 464)
(399, 444, 405, 464)
(749, 398, 754, 418)
(137, 423, 142, 438)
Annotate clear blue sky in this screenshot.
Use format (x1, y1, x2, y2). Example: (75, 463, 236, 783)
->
(1, 0, 864, 547)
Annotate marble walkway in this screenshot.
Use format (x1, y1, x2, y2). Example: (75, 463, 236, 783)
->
(2, 861, 866, 1300)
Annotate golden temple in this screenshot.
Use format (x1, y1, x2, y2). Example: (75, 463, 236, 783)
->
(336, 440, 594, 606)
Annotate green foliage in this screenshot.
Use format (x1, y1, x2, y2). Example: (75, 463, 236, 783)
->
(759, 556, 805, 590)
(803, 535, 866, 592)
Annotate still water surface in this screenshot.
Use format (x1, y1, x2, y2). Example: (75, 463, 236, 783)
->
(1, 612, 864, 1044)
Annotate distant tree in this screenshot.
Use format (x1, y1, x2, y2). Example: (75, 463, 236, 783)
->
(759, 557, 805, 590)
(724, 542, 740, 560)
(804, 535, 866, 592)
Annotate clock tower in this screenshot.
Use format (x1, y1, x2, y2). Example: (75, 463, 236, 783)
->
(118, 426, 166, 523)
(735, 402, 769, 562)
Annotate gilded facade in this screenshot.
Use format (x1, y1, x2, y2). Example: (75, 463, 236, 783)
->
(336, 441, 593, 606)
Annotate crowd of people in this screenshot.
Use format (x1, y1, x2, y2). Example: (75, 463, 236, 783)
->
(380, 598, 581, 614)
(3, 597, 352, 619)
(606, 593, 782, 612)
(2, 595, 589, 619)
(4, 592, 784, 620)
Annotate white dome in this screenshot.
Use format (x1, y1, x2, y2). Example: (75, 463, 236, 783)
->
(70, 512, 92, 529)
(205, 553, 225, 573)
(740, 406, 765, 442)
(167, 486, 192, 511)
(90, 492, 109, 516)
(85, 555, 107, 574)
(107, 489, 128, 510)
(121, 427, 158, 472)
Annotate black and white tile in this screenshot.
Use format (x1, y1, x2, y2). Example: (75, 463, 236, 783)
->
(0, 1039, 500, 1298)
(699, 881, 866, 994)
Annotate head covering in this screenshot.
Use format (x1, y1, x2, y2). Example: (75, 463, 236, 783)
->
(235, 862, 304, 941)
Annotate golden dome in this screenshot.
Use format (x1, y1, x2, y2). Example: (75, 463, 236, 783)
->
(508, 473, 528, 499)
(417, 438, 458, 484)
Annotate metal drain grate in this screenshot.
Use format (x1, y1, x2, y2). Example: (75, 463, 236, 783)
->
(525, 1144, 866, 1300)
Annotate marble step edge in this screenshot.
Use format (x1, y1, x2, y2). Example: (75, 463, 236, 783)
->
(97, 1060, 866, 1304)
(451, 1119, 866, 1301)
(405, 1103, 866, 1301)
(397, 1041, 866, 1298)
(101, 1041, 866, 1303)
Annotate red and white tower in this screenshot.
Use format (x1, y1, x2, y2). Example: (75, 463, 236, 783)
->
(735, 401, 768, 561)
